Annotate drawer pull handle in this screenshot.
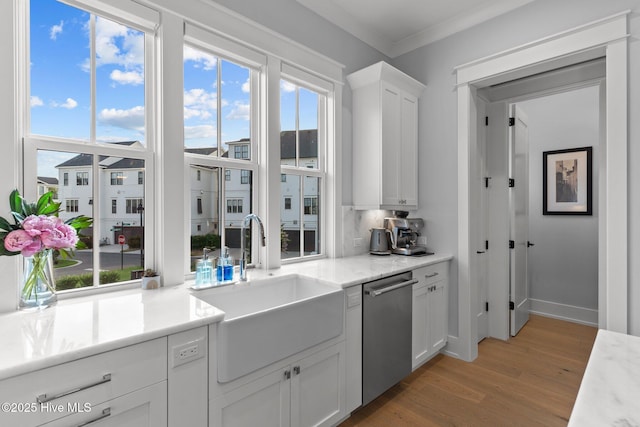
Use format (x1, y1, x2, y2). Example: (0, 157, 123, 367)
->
(425, 272, 439, 278)
(37, 373, 112, 404)
(76, 408, 111, 427)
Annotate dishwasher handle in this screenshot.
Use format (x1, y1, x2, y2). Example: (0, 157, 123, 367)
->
(364, 279, 418, 297)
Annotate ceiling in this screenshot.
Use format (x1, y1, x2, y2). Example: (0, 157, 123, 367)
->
(296, 0, 535, 58)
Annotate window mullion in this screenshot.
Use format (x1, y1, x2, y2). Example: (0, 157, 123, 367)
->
(90, 14, 96, 143)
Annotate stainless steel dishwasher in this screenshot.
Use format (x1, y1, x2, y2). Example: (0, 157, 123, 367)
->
(362, 271, 416, 406)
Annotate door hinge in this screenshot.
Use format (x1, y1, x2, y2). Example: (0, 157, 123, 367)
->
(485, 302, 489, 312)
(509, 117, 515, 126)
(509, 240, 515, 249)
(485, 116, 489, 126)
(484, 177, 491, 188)
(509, 301, 515, 310)
(485, 240, 489, 250)
(508, 178, 515, 188)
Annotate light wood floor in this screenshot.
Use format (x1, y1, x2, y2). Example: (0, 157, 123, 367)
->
(340, 315, 597, 427)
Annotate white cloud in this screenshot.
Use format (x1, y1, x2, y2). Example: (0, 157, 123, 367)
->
(241, 78, 250, 93)
(50, 21, 64, 40)
(184, 46, 217, 71)
(31, 96, 44, 107)
(110, 69, 144, 85)
(80, 16, 144, 74)
(98, 106, 145, 131)
(183, 88, 229, 121)
(226, 102, 250, 121)
(184, 125, 216, 140)
(51, 98, 78, 109)
(281, 80, 296, 93)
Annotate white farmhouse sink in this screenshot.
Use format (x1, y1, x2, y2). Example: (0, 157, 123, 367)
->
(194, 274, 344, 383)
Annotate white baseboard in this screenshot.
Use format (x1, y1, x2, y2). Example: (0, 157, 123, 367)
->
(529, 298, 598, 327)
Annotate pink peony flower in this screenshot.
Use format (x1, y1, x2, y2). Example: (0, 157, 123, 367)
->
(4, 229, 41, 256)
(22, 215, 56, 237)
(40, 221, 78, 250)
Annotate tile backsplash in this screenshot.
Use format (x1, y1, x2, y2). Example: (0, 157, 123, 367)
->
(341, 207, 392, 257)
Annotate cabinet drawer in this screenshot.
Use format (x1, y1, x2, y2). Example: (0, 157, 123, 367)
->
(414, 262, 448, 287)
(0, 338, 167, 427)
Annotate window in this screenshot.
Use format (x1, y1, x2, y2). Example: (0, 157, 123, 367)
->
(184, 33, 259, 271)
(26, 0, 154, 290)
(126, 198, 144, 214)
(234, 145, 249, 159)
(111, 172, 124, 185)
(280, 79, 325, 259)
(76, 172, 89, 186)
(304, 197, 318, 215)
(226, 199, 243, 214)
(66, 199, 79, 213)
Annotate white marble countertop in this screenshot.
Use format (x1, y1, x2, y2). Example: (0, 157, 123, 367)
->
(568, 329, 640, 426)
(0, 253, 452, 381)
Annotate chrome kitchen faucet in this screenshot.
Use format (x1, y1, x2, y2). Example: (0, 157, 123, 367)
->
(239, 214, 266, 281)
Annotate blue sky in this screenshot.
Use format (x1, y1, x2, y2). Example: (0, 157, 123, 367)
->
(31, 0, 318, 177)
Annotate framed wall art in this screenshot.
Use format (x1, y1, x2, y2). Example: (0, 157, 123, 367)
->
(543, 146, 592, 215)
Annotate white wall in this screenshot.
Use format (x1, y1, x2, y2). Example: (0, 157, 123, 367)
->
(518, 86, 600, 324)
(392, 0, 640, 335)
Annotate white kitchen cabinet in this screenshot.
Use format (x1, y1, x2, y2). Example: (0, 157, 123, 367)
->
(347, 61, 425, 211)
(210, 342, 345, 427)
(412, 262, 449, 370)
(41, 381, 167, 427)
(0, 338, 167, 427)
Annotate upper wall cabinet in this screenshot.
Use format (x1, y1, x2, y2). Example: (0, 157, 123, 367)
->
(347, 62, 425, 211)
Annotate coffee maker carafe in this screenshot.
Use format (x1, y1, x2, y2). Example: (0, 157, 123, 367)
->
(384, 212, 428, 256)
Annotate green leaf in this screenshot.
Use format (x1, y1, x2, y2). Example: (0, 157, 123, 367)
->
(11, 212, 25, 224)
(39, 202, 62, 216)
(9, 189, 22, 215)
(36, 192, 53, 214)
(0, 217, 15, 232)
(66, 215, 93, 230)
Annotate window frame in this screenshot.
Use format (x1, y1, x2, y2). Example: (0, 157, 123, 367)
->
(20, 0, 157, 293)
(279, 74, 328, 263)
(183, 26, 263, 273)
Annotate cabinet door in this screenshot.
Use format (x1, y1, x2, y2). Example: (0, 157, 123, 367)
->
(380, 84, 402, 207)
(42, 381, 167, 427)
(290, 342, 345, 427)
(400, 94, 418, 207)
(428, 278, 448, 353)
(412, 283, 429, 369)
(210, 368, 290, 427)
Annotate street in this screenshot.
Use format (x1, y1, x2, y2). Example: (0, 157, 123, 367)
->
(55, 246, 142, 277)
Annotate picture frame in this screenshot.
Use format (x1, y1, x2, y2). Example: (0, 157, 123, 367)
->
(543, 147, 592, 215)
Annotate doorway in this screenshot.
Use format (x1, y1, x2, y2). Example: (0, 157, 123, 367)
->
(452, 11, 628, 362)
(478, 84, 601, 341)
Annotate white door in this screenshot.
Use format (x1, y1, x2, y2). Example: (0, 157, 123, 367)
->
(509, 104, 530, 336)
(475, 99, 489, 342)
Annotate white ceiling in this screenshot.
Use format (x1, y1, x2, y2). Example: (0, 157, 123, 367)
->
(296, 0, 535, 58)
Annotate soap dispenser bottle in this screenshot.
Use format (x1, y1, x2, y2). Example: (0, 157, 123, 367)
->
(195, 247, 213, 287)
(223, 247, 234, 281)
(217, 247, 234, 282)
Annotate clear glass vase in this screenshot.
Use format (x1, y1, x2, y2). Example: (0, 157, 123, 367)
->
(20, 249, 57, 310)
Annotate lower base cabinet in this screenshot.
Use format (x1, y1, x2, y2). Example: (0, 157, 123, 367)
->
(42, 381, 167, 427)
(210, 342, 345, 427)
(412, 262, 449, 370)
